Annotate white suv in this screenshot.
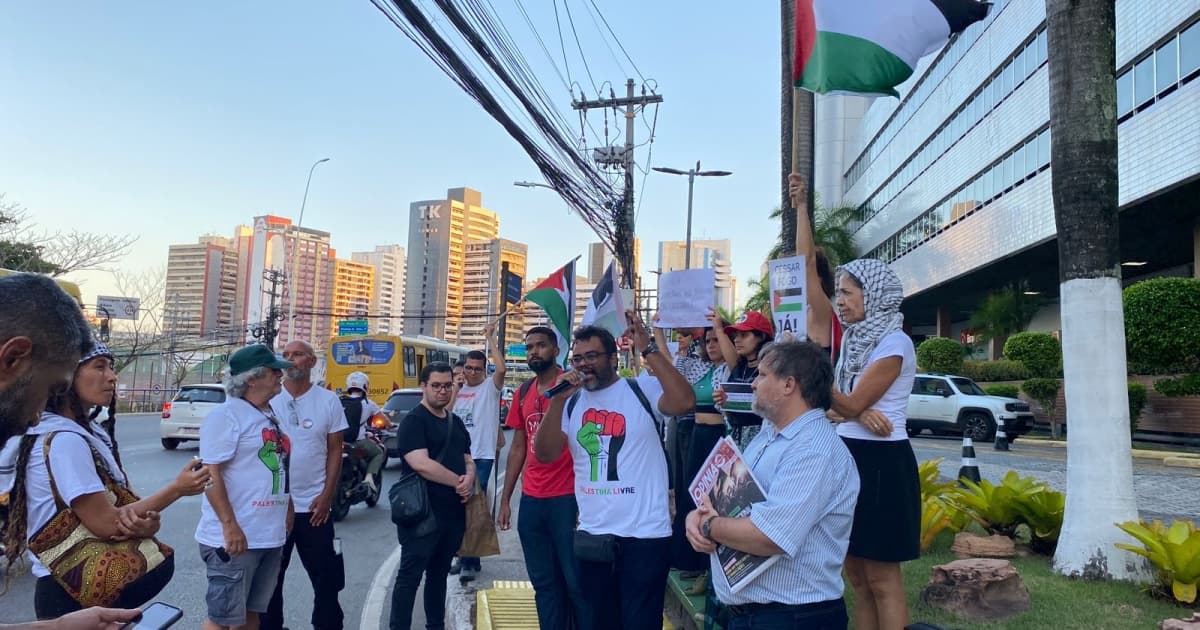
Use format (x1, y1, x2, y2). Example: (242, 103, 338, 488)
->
(160, 384, 226, 449)
(906, 374, 1035, 441)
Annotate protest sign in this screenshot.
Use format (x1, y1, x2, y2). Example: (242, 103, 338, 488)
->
(768, 255, 807, 341)
(655, 268, 716, 329)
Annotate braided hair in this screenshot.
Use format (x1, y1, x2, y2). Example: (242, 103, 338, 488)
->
(3, 434, 38, 582)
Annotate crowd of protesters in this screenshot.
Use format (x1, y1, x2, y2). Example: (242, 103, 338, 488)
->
(0, 163, 923, 629)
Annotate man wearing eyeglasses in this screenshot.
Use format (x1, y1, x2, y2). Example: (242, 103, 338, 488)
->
(262, 340, 348, 630)
(534, 311, 696, 630)
(450, 321, 507, 583)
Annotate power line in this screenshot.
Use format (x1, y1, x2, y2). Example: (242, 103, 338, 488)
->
(560, 0, 598, 94)
(512, 0, 569, 92)
(578, 0, 629, 79)
(586, 0, 646, 83)
(551, 0, 575, 92)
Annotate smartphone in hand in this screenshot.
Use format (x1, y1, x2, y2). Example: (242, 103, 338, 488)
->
(121, 602, 183, 629)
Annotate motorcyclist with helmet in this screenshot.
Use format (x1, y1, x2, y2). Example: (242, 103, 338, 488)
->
(340, 372, 387, 491)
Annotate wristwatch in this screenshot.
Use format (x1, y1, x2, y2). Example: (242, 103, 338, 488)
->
(701, 515, 718, 541)
(641, 341, 659, 359)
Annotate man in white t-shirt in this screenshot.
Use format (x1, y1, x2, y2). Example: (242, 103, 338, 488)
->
(534, 314, 696, 630)
(197, 344, 295, 630)
(451, 321, 507, 582)
(261, 340, 348, 630)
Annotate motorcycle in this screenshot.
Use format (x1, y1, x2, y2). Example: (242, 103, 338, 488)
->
(331, 414, 388, 522)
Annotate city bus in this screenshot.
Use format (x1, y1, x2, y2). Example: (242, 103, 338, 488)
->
(0, 268, 84, 308)
(325, 334, 471, 405)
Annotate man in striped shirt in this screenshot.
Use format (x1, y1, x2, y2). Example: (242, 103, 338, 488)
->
(686, 341, 860, 629)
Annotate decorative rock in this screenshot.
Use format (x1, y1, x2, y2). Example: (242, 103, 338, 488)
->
(1160, 613, 1200, 629)
(951, 532, 1017, 559)
(920, 558, 1031, 621)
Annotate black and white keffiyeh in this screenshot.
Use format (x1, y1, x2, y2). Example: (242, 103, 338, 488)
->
(834, 259, 905, 393)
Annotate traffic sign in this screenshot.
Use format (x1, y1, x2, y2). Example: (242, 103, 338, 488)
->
(506, 344, 527, 359)
(338, 320, 369, 336)
(97, 296, 140, 321)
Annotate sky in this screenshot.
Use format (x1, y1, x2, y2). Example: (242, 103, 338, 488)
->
(0, 2, 785, 310)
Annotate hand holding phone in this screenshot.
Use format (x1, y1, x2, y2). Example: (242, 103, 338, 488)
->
(120, 602, 182, 629)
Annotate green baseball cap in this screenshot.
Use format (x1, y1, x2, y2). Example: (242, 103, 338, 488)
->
(228, 344, 293, 376)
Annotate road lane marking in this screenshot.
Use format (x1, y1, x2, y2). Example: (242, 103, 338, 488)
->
(359, 469, 507, 630)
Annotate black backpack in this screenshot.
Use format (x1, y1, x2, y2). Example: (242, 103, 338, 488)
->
(340, 395, 364, 443)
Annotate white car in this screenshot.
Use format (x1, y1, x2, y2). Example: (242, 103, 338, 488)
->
(160, 384, 226, 450)
(906, 374, 1035, 441)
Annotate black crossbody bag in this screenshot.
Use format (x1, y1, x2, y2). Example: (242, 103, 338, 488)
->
(389, 413, 455, 528)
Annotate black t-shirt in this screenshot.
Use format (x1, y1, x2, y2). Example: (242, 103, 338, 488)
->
(398, 403, 472, 521)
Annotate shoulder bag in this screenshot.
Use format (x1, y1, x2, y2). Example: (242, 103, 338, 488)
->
(389, 412, 455, 527)
(28, 431, 174, 608)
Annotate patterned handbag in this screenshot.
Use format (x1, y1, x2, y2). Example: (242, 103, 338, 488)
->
(27, 431, 173, 608)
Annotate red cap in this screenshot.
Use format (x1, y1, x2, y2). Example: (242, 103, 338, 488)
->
(724, 311, 773, 337)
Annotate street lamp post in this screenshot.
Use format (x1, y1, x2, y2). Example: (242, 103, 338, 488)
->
(652, 161, 732, 269)
(287, 157, 330, 341)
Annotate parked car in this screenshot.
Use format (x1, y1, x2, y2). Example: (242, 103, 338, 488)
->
(906, 374, 1035, 441)
(160, 384, 226, 449)
(379, 388, 423, 458)
(499, 386, 514, 428)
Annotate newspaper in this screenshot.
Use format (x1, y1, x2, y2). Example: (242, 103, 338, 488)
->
(688, 437, 779, 593)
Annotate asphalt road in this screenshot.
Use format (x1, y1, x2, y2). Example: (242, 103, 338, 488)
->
(0, 413, 518, 628)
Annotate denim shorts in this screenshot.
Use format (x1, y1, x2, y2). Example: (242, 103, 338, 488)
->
(199, 544, 283, 627)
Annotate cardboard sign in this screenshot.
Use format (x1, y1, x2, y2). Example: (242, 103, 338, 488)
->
(655, 268, 716, 329)
(768, 256, 807, 341)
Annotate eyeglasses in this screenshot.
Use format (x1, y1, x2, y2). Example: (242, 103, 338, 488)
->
(569, 351, 609, 365)
(427, 382, 454, 391)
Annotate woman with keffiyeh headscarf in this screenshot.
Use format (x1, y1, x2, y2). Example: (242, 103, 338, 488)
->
(828, 259, 919, 630)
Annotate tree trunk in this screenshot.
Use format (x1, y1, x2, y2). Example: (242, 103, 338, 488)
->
(780, 0, 797, 257)
(1046, 0, 1150, 582)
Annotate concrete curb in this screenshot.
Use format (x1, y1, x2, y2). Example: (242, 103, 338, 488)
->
(446, 575, 476, 630)
(1022, 438, 1200, 466)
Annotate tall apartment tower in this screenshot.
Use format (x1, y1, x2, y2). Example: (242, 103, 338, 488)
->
(460, 238, 528, 351)
(403, 187, 499, 340)
(328, 257, 375, 338)
(163, 235, 239, 338)
(243, 215, 334, 346)
(351, 245, 406, 336)
(657, 239, 737, 313)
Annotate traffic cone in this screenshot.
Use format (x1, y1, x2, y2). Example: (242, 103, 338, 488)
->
(958, 436, 981, 486)
(993, 417, 1010, 451)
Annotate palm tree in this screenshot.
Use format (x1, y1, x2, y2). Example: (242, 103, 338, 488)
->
(766, 201, 859, 266)
(743, 276, 770, 315)
(780, 0, 797, 256)
(1046, 0, 1150, 582)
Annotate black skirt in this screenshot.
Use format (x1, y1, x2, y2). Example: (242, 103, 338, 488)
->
(841, 437, 921, 562)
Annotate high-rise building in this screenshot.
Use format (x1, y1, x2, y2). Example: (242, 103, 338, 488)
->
(403, 187, 499, 340)
(163, 236, 239, 338)
(460, 238, 528, 351)
(328, 258, 375, 337)
(821, 0, 1200, 345)
(243, 215, 334, 347)
(351, 245, 406, 336)
(587, 240, 642, 285)
(657, 239, 736, 313)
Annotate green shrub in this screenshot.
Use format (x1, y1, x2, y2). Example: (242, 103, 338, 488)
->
(1128, 382, 1147, 435)
(961, 360, 1030, 382)
(1022, 378, 1061, 418)
(1003, 332, 1062, 378)
(1154, 374, 1200, 397)
(916, 337, 966, 374)
(985, 384, 1020, 398)
(1124, 277, 1200, 374)
(1115, 519, 1200, 604)
(947, 471, 1064, 555)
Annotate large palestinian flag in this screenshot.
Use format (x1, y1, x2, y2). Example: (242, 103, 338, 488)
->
(794, 0, 990, 97)
(523, 259, 577, 367)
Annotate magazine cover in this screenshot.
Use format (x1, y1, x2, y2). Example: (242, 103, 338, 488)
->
(688, 437, 779, 593)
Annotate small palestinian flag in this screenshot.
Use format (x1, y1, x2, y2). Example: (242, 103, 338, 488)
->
(795, 0, 991, 97)
(773, 287, 807, 314)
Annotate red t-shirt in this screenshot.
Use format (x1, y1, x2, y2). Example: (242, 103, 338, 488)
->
(505, 374, 575, 498)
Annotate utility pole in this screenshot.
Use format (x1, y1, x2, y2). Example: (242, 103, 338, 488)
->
(254, 268, 286, 350)
(572, 79, 663, 289)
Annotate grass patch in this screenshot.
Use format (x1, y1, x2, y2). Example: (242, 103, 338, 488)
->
(845, 532, 1193, 629)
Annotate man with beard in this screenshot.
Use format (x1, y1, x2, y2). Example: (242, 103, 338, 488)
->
(534, 313, 695, 630)
(389, 362, 474, 630)
(0, 273, 143, 629)
(0, 273, 92, 445)
(495, 326, 586, 629)
(686, 342, 859, 629)
(262, 340, 348, 630)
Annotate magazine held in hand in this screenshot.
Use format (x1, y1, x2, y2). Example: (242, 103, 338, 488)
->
(688, 437, 779, 593)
